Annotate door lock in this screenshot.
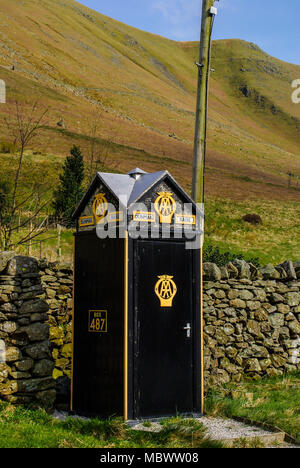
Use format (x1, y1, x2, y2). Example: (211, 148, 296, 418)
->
(183, 323, 191, 338)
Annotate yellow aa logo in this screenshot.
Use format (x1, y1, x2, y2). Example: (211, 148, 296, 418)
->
(155, 275, 177, 307)
(92, 193, 108, 223)
(154, 192, 176, 224)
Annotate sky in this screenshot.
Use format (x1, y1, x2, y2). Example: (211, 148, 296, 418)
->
(78, 0, 300, 65)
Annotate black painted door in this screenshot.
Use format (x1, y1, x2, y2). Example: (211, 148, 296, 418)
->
(72, 234, 124, 417)
(133, 239, 194, 419)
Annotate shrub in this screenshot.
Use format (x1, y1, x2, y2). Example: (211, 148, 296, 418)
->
(203, 244, 261, 267)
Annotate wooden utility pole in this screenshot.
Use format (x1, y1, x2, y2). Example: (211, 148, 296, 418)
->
(57, 224, 62, 262)
(192, 0, 217, 203)
(192, 1, 218, 415)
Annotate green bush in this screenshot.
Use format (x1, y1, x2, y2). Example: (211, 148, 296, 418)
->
(203, 244, 261, 267)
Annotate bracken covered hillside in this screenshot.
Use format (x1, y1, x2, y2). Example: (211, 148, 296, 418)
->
(0, 0, 299, 202)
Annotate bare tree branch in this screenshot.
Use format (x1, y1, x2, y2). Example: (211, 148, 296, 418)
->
(1, 100, 50, 249)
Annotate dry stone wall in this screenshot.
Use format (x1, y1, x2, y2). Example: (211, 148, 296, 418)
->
(0, 254, 56, 409)
(203, 259, 300, 386)
(0, 252, 299, 410)
(38, 259, 73, 382)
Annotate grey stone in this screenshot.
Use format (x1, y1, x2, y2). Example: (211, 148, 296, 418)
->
(0, 252, 15, 274)
(5, 347, 22, 362)
(232, 259, 251, 279)
(227, 262, 239, 278)
(18, 323, 49, 342)
(19, 299, 49, 315)
(223, 324, 235, 336)
(35, 389, 56, 408)
(247, 320, 261, 336)
(203, 263, 221, 281)
(229, 299, 246, 309)
(15, 359, 34, 371)
(33, 359, 55, 377)
(286, 292, 300, 307)
(288, 321, 300, 335)
(24, 341, 51, 359)
(6, 256, 39, 276)
(268, 313, 285, 329)
(259, 264, 280, 280)
(0, 321, 17, 334)
(269, 293, 285, 303)
(17, 377, 55, 393)
(220, 266, 229, 280)
(277, 260, 297, 280)
(0, 303, 17, 313)
(244, 358, 261, 372)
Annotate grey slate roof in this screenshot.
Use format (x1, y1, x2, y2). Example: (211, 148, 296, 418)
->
(72, 168, 200, 219)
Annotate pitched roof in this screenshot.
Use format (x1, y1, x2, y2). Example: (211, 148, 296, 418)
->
(72, 168, 200, 219)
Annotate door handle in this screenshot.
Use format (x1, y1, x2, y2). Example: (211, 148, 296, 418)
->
(183, 323, 191, 338)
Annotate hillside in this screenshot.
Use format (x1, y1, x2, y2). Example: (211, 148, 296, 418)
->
(0, 0, 299, 202)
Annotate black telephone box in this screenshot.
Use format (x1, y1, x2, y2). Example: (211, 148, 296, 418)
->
(71, 168, 204, 421)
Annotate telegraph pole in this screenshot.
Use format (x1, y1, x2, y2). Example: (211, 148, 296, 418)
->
(192, 0, 218, 203)
(193, 1, 218, 415)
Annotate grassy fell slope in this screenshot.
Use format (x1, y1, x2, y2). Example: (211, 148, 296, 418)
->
(0, 0, 299, 203)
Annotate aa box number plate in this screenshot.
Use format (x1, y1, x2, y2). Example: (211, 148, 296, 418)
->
(88, 310, 107, 333)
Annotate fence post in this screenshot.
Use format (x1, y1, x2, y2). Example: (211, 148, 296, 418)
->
(28, 221, 33, 256)
(57, 224, 62, 263)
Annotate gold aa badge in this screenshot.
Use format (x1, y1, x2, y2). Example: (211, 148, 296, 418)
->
(154, 192, 176, 224)
(155, 275, 177, 307)
(92, 193, 108, 224)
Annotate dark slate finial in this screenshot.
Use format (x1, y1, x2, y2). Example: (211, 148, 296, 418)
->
(128, 168, 147, 180)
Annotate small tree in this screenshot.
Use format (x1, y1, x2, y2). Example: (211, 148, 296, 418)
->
(0, 100, 50, 250)
(53, 145, 85, 226)
(0, 178, 11, 225)
(83, 108, 119, 184)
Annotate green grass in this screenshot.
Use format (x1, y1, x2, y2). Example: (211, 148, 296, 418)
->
(205, 372, 300, 444)
(8, 195, 300, 266)
(204, 197, 300, 265)
(0, 402, 221, 448)
(1, 149, 299, 266)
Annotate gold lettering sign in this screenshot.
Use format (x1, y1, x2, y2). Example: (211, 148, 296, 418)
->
(154, 192, 176, 224)
(88, 310, 107, 333)
(155, 275, 177, 307)
(175, 214, 196, 225)
(133, 211, 155, 223)
(92, 193, 108, 224)
(79, 215, 94, 227)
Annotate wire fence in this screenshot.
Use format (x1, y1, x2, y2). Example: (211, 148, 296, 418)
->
(19, 224, 72, 263)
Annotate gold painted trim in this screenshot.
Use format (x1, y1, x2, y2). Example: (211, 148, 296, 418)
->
(124, 231, 129, 420)
(154, 191, 176, 224)
(132, 211, 156, 223)
(88, 310, 108, 333)
(200, 247, 204, 413)
(70, 236, 75, 412)
(154, 275, 177, 307)
(175, 214, 196, 225)
(79, 215, 95, 227)
(92, 193, 108, 223)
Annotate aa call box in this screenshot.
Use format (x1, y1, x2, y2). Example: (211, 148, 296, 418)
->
(71, 168, 204, 421)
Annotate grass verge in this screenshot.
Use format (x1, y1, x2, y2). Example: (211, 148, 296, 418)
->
(0, 402, 221, 448)
(204, 197, 300, 265)
(205, 372, 300, 444)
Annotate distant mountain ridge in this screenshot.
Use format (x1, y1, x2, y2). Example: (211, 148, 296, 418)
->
(0, 0, 299, 201)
